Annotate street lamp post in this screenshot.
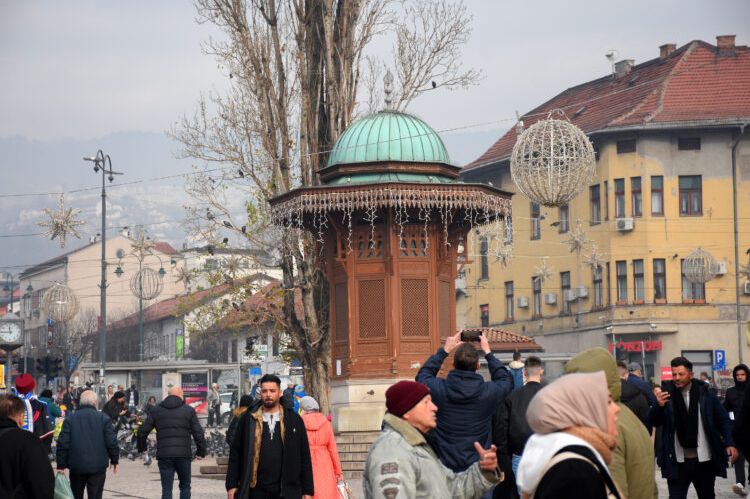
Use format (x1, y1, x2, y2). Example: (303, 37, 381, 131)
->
(83, 151, 123, 399)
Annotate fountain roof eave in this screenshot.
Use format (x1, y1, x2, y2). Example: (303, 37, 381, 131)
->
(268, 180, 514, 225)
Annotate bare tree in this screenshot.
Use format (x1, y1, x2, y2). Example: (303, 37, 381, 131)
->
(49, 308, 99, 384)
(171, 0, 479, 411)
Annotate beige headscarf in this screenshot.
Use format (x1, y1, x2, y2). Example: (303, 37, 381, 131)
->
(526, 371, 609, 434)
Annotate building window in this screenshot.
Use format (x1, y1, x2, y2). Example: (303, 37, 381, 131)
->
(631, 177, 642, 217)
(593, 266, 604, 308)
(616, 261, 628, 303)
(532, 278, 542, 317)
(604, 180, 609, 221)
(617, 139, 636, 154)
(480, 304, 490, 327)
(479, 237, 489, 280)
(633, 259, 645, 303)
(679, 175, 702, 216)
(653, 258, 666, 302)
(651, 176, 664, 216)
(678, 137, 701, 151)
(614, 179, 625, 218)
(561, 271, 571, 314)
(559, 204, 569, 233)
(681, 259, 706, 303)
(505, 281, 514, 321)
(530, 202, 541, 240)
(590, 185, 601, 225)
(231, 339, 238, 363)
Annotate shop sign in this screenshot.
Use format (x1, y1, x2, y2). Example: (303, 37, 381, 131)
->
(608, 340, 662, 353)
(661, 366, 673, 381)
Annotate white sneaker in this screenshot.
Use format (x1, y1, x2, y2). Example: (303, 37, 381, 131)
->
(733, 483, 748, 497)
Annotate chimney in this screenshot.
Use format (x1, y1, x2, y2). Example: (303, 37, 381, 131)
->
(614, 59, 635, 78)
(716, 35, 736, 56)
(659, 43, 676, 59)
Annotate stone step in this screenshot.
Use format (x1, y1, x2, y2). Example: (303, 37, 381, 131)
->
(334, 432, 380, 445)
(216, 457, 229, 466)
(197, 474, 226, 481)
(199, 465, 228, 474)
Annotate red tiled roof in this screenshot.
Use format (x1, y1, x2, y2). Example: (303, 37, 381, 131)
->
(152, 242, 177, 255)
(460, 327, 543, 352)
(466, 39, 750, 171)
(217, 282, 305, 329)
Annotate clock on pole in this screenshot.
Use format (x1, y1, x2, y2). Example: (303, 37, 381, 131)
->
(0, 314, 25, 388)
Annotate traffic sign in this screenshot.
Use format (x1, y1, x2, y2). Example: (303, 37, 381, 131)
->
(713, 350, 726, 371)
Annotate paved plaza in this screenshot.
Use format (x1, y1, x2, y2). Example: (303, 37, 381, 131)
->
(93, 457, 745, 498)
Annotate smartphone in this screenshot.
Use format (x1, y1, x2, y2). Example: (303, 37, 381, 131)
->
(460, 330, 481, 342)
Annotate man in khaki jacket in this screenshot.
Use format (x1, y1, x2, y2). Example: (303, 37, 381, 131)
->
(364, 380, 501, 499)
(565, 347, 658, 499)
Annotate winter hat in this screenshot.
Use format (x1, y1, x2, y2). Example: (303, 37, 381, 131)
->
(299, 396, 320, 412)
(113, 391, 126, 400)
(15, 374, 36, 395)
(385, 381, 430, 417)
(294, 385, 305, 394)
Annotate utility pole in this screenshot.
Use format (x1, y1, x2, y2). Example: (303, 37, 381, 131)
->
(83, 151, 123, 399)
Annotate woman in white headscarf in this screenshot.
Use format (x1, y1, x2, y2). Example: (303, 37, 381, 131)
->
(516, 371, 622, 499)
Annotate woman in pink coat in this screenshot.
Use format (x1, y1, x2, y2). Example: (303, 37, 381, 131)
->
(300, 396, 344, 498)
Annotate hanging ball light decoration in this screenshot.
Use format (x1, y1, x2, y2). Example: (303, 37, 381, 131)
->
(510, 111, 596, 207)
(130, 267, 164, 301)
(683, 247, 717, 284)
(42, 283, 79, 322)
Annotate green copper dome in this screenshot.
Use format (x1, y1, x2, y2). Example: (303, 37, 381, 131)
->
(326, 111, 451, 168)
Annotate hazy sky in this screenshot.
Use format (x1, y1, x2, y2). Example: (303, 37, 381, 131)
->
(1, 0, 749, 270)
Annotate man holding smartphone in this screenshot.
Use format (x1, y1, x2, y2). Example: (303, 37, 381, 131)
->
(416, 331, 512, 476)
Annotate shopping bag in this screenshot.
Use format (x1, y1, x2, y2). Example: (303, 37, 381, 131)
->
(54, 473, 75, 499)
(337, 479, 353, 499)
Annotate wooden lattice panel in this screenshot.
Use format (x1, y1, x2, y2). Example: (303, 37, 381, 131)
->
(358, 279, 386, 338)
(438, 280, 451, 339)
(401, 278, 429, 337)
(357, 231, 384, 259)
(399, 226, 427, 257)
(335, 282, 349, 342)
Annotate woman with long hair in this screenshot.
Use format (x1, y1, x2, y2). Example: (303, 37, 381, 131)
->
(225, 394, 253, 445)
(516, 371, 621, 499)
(299, 396, 344, 499)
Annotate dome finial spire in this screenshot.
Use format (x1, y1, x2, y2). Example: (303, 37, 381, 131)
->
(383, 70, 394, 110)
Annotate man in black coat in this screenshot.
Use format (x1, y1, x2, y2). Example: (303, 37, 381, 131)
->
(138, 387, 207, 499)
(416, 332, 512, 473)
(0, 394, 55, 498)
(226, 374, 314, 499)
(493, 355, 545, 499)
(725, 363, 749, 496)
(56, 389, 119, 499)
(649, 356, 738, 498)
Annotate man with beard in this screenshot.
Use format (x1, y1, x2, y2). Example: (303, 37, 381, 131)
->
(725, 364, 749, 497)
(649, 356, 738, 498)
(225, 374, 313, 499)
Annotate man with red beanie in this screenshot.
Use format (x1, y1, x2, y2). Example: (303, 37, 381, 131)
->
(364, 380, 501, 499)
(15, 373, 52, 452)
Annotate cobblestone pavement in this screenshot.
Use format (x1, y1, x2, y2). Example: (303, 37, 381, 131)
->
(101, 458, 746, 498)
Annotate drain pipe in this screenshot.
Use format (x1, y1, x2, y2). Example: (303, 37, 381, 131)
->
(731, 123, 748, 363)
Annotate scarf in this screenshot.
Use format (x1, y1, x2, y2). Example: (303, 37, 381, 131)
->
(564, 426, 617, 465)
(21, 392, 34, 432)
(671, 381, 700, 449)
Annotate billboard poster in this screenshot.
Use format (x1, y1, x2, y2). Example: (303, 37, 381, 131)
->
(175, 328, 184, 359)
(182, 372, 208, 415)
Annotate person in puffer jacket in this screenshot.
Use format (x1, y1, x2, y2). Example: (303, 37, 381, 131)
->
(364, 380, 501, 499)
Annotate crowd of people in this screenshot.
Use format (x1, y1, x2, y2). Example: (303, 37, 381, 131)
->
(1, 339, 749, 499)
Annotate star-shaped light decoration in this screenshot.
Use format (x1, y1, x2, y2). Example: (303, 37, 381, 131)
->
(130, 230, 155, 261)
(564, 218, 588, 254)
(533, 257, 554, 283)
(494, 244, 513, 267)
(174, 266, 194, 290)
(584, 243, 607, 271)
(37, 195, 86, 248)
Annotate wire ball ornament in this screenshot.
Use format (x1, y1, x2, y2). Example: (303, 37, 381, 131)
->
(130, 267, 164, 301)
(510, 111, 596, 207)
(683, 247, 717, 284)
(42, 283, 79, 322)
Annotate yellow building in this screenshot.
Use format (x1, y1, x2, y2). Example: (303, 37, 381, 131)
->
(459, 36, 750, 381)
